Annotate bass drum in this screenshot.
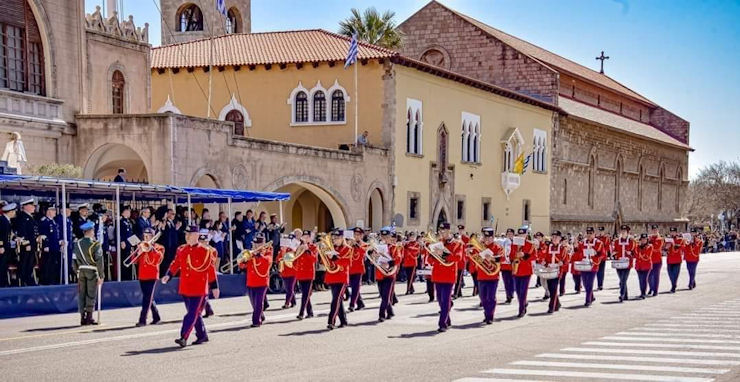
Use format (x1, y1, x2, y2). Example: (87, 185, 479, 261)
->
(268, 269, 284, 294)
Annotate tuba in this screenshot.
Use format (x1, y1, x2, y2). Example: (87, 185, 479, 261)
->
(317, 234, 343, 274)
(278, 244, 307, 273)
(365, 237, 397, 277)
(467, 234, 501, 276)
(123, 231, 162, 267)
(422, 232, 455, 267)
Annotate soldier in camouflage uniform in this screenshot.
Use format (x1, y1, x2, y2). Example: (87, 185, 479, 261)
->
(73, 221, 104, 326)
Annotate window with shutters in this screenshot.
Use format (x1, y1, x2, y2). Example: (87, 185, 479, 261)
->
(295, 91, 308, 122)
(313, 91, 326, 122)
(330, 90, 345, 122)
(226, 109, 245, 136)
(112, 70, 125, 114)
(0, 0, 45, 95)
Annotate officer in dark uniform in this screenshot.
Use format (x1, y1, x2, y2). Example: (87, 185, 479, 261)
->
(72, 204, 90, 239)
(158, 208, 179, 277)
(55, 204, 74, 283)
(39, 205, 62, 285)
(14, 199, 39, 286)
(0, 203, 17, 287)
(120, 205, 135, 280)
(135, 207, 152, 240)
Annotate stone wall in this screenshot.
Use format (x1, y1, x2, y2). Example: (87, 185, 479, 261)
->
(160, 0, 251, 45)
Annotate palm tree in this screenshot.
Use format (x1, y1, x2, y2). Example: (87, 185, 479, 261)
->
(338, 7, 403, 50)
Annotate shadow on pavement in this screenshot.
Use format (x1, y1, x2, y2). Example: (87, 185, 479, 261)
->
(218, 312, 248, 317)
(387, 329, 440, 339)
(121, 346, 189, 356)
(279, 328, 331, 337)
(24, 325, 80, 332)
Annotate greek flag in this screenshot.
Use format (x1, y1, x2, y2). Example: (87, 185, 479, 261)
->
(345, 34, 359, 68)
(215, 0, 227, 17)
(522, 153, 532, 174)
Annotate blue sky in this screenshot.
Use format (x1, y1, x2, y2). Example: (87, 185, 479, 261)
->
(86, 0, 740, 178)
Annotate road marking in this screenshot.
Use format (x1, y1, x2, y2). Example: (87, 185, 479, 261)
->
(672, 317, 740, 321)
(483, 368, 714, 382)
(562, 347, 740, 358)
(535, 353, 740, 366)
(639, 328, 740, 334)
(646, 323, 740, 328)
(0, 324, 137, 342)
(583, 341, 740, 351)
(619, 331, 740, 339)
(454, 379, 549, 382)
(603, 336, 740, 344)
(510, 360, 729, 374)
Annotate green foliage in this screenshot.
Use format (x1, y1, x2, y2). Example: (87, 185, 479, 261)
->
(339, 7, 403, 50)
(31, 163, 83, 178)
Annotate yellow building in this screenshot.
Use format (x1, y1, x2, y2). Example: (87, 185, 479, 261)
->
(150, 30, 557, 233)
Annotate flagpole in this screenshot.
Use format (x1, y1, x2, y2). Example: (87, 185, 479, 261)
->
(207, 29, 214, 118)
(353, 61, 358, 147)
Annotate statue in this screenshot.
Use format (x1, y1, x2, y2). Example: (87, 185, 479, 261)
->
(2, 132, 28, 174)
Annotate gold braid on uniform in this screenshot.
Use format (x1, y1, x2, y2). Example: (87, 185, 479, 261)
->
(187, 249, 213, 272)
(87, 241, 101, 266)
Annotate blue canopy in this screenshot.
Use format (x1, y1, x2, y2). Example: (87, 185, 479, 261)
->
(0, 174, 289, 203)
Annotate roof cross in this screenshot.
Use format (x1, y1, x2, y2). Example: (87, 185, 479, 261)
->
(596, 51, 610, 74)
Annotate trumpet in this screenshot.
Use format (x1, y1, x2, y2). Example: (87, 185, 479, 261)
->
(422, 232, 455, 267)
(278, 244, 307, 272)
(317, 234, 343, 274)
(467, 234, 501, 276)
(220, 241, 272, 273)
(123, 231, 162, 267)
(364, 238, 397, 277)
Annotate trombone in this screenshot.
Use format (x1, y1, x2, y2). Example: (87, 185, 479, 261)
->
(467, 234, 501, 276)
(123, 231, 161, 267)
(221, 241, 272, 273)
(422, 232, 455, 267)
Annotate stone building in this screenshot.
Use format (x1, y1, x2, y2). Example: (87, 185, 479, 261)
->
(398, 1, 692, 233)
(159, 0, 251, 45)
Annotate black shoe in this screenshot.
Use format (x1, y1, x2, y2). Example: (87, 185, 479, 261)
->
(619, 296, 624, 302)
(338, 322, 347, 328)
(598, 286, 603, 291)
(203, 311, 214, 318)
(547, 309, 554, 314)
(378, 317, 385, 322)
(517, 312, 525, 318)
(250, 324, 260, 328)
(151, 318, 161, 325)
(296, 315, 304, 320)
(575, 290, 581, 294)
(291, 301, 297, 308)
(428, 297, 434, 303)
(505, 298, 512, 304)
(640, 295, 646, 300)
(326, 324, 335, 330)
(135, 322, 146, 327)
(542, 295, 548, 301)
(437, 327, 447, 332)
(356, 303, 365, 310)
(281, 304, 290, 309)
(175, 338, 187, 348)
(485, 319, 493, 325)
(81, 314, 87, 326)
(306, 313, 314, 318)
(193, 337, 209, 345)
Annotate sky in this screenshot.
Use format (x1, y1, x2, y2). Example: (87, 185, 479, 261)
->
(86, 0, 740, 179)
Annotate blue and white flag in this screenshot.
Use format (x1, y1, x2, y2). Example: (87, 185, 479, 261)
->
(522, 153, 532, 174)
(215, 0, 227, 17)
(344, 33, 359, 68)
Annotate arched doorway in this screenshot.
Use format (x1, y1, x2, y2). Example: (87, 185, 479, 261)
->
(367, 188, 383, 231)
(274, 182, 346, 232)
(83, 143, 148, 182)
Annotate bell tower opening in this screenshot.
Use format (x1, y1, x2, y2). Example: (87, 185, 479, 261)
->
(160, 0, 252, 45)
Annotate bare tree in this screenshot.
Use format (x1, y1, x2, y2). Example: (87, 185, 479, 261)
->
(687, 160, 740, 229)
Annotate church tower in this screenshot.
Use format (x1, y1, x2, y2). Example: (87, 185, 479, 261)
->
(159, 0, 251, 45)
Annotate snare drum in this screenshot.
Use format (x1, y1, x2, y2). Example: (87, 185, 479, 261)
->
(535, 265, 560, 280)
(611, 258, 630, 269)
(574, 260, 593, 272)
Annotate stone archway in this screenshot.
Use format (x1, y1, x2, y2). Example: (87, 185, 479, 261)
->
(266, 177, 349, 232)
(82, 143, 148, 182)
(367, 188, 383, 231)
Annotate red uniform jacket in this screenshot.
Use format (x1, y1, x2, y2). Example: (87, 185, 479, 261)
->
(685, 238, 703, 263)
(649, 235, 665, 264)
(420, 246, 432, 280)
(666, 238, 685, 265)
(167, 244, 218, 297)
(510, 239, 536, 277)
(570, 249, 584, 275)
(429, 239, 462, 284)
(324, 244, 352, 285)
(612, 237, 637, 269)
(634, 243, 653, 271)
(599, 235, 612, 257)
(377, 243, 403, 281)
(403, 241, 420, 267)
(476, 242, 503, 281)
(276, 247, 295, 278)
(578, 238, 606, 272)
(541, 244, 568, 277)
(134, 243, 164, 281)
(294, 244, 317, 281)
(349, 243, 366, 275)
(240, 248, 272, 288)
(500, 238, 513, 271)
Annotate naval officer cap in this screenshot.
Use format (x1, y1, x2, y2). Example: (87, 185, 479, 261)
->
(198, 228, 210, 240)
(551, 230, 562, 237)
(143, 227, 156, 235)
(253, 232, 266, 243)
(438, 222, 451, 230)
(669, 227, 678, 232)
(620, 225, 630, 231)
(352, 227, 365, 234)
(80, 221, 95, 232)
(330, 228, 343, 237)
(482, 227, 495, 237)
(506, 228, 515, 234)
(2, 202, 17, 212)
(184, 225, 199, 233)
(380, 226, 392, 236)
(516, 228, 527, 235)
(21, 198, 35, 206)
(650, 224, 659, 230)
(302, 230, 311, 237)
(640, 233, 649, 239)
(586, 227, 595, 233)
(77, 203, 89, 210)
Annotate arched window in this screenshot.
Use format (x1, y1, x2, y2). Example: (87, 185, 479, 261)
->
(474, 123, 481, 162)
(112, 70, 125, 114)
(675, 167, 682, 213)
(294, 91, 308, 123)
(615, 157, 622, 205)
(313, 91, 326, 122)
(406, 108, 413, 153)
(414, 110, 423, 154)
(563, 179, 568, 205)
(638, 165, 644, 211)
(406, 99, 422, 155)
(588, 154, 596, 208)
(331, 90, 345, 122)
(461, 122, 469, 162)
(658, 166, 665, 211)
(0, 0, 45, 95)
(226, 8, 240, 34)
(461, 112, 479, 163)
(533, 129, 547, 172)
(225, 109, 245, 136)
(177, 4, 203, 32)
(503, 143, 512, 172)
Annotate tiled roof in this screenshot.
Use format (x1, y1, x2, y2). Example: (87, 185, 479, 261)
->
(435, 2, 656, 106)
(559, 97, 690, 150)
(151, 29, 396, 68)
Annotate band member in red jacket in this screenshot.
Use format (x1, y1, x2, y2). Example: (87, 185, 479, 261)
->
(347, 227, 367, 311)
(500, 228, 516, 304)
(569, 235, 583, 293)
(612, 225, 636, 302)
(541, 231, 568, 314)
(475, 227, 503, 324)
(453, 225, 469, 299)
(294, 230, 317, 320)
(634, 234, 653, 299)
(648, 224, 665, 296)
(375, 228, 401, 322)
(239, 233, 272, 327)
(162, 225, 219, 348)
(596, 226, 611, 290)
(511, 228, 535, 318)
(403, 231, 421, 295)
(324, 229, 352, 330)
(133, 227, 163, 327)
(685, 228, 704, 290)
(578, 227, 606, 307)
(665, 227, 684, 293)
(428, 222, 462, 332)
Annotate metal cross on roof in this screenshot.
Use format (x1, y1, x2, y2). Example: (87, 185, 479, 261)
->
(596, 51, 610, 74)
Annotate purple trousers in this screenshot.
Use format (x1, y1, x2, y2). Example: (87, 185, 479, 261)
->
(686, 261, 698, 288)
(547, 278, 560, 312)
(572, 273, 582, 292)
(248, 286, 267, 326)
(403, 267, 416, 293)
(138, 280, 160, 324)
(649, 262, 662, 294)
(435, 282, 453, 329)
(617, 269, 630, 300)
(328, 283, 348, 326)
(377, 277, 395, 319)
(582, 271, 596, 305)
(558, 273, 567, 295)
(667, 263, 681, 291)
(478, 280, 498, 321)
(180, 295, 207, 340)
(501, 270, 514, 300)
(513, 275, 531, 315)
(298, 280, 313, 316)
(637, 270, 650, 296)
(349, 274, 364, 309)
(282, 276, 297, 306)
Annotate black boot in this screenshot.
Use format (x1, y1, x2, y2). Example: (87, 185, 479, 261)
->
(81, 313, 87, 326)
